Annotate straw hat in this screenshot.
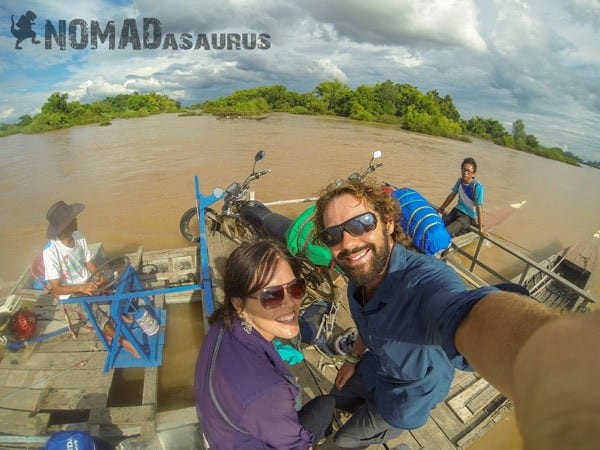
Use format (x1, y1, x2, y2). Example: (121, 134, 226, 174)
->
(46, 200, 85, 239)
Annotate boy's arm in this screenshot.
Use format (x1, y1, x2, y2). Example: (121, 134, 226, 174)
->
(438, 192, 457, 213)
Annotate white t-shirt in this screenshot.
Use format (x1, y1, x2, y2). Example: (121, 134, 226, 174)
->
(43, 231, 92, 299)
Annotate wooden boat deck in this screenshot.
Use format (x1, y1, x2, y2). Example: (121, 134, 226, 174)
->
(1, 225, 596, 448)
(0, 325, 112, 436)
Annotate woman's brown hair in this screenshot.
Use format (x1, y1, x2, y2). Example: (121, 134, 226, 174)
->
(208, 239, 302, 329)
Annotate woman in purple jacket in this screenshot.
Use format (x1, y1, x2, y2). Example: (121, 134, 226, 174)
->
(194, 239, 335, 449)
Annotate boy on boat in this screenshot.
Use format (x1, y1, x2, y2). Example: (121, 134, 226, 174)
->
(438, 157, 486, 236)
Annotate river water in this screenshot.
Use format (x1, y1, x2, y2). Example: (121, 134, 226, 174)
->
(1, 113, 599, 438)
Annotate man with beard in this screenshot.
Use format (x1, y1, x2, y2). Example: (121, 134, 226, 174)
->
(312, 178, 563, 449)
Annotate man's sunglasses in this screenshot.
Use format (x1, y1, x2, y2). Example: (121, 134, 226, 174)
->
(253, 278, 306, 309)
(317, 212, 378, 247)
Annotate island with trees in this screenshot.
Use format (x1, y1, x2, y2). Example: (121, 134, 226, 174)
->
(1, 81, 598, 169)
(0, 92, 180, 134)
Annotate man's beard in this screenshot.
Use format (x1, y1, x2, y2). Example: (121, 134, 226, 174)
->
(335, 234, 392, 286)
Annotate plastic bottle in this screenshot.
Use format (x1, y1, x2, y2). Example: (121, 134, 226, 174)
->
(134, 307, 159, 336)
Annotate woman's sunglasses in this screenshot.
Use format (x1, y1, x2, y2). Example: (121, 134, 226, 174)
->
(317, 212, 378, 247)
(254, 278, 306, 309)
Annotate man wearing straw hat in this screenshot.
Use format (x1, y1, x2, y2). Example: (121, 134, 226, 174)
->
(43, 200, 139, 357)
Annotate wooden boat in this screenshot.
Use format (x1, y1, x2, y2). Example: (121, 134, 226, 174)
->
(515, 231, 599, 312)
(445, 230, 599, 313)
(0, 202, 597, 449)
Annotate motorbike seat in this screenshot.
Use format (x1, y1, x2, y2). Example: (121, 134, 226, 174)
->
(262, 212, 293, 242)
(241, 201, 292, 243)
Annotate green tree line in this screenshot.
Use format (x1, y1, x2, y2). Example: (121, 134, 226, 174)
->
(2, 83, 597, 168)
(463, 117, 590, 167)
(198, 80, 465, 140)
(197, 81, 595, 167)
(0, 92, 181, 136)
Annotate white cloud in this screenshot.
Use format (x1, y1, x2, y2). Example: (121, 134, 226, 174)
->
(301, 0, 488, 51)
(314, 59, 348, 82)
(67, 77, 133, 102)
(0, 108, 15, 120)
(1, 0, 598, 160)
(385, 52, 424, 68)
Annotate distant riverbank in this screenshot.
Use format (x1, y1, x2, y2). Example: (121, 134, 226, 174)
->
(3, 84, 597, 169)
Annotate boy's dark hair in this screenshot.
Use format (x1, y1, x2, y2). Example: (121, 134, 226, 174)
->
(462, 157, 477, 173)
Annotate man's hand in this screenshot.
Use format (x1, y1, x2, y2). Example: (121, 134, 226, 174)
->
(513, 310, 600, 450)
(334, 362, 356, 391)
(79, 282, 98, 296)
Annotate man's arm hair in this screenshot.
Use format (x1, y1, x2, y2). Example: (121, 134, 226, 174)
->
(513, 310, 600, 450)
(455, 291, 559, 399)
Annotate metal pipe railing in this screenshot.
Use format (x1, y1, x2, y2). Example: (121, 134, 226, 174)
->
(452, 229, 597, 306)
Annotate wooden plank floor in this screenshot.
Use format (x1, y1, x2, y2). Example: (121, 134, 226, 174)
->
(0, 306, 114, 437)
(0, 261, 164, 444)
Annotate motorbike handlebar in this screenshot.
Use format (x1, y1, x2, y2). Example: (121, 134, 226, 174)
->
(256, 169, 272, 177)
(242, 168, 271, 189)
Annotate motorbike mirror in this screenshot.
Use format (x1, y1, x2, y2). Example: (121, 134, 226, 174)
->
(372, 150, 382, 160)
(212, 187, 224, 198)
(252, 150, 265, 173)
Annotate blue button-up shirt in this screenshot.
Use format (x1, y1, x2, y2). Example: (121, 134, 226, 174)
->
(348, 244, 498, 429)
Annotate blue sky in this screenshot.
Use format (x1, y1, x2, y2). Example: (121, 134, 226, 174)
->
(1, 0, 599, 161)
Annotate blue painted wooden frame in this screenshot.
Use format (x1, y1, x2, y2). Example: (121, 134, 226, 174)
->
(61, 176, 222, 372)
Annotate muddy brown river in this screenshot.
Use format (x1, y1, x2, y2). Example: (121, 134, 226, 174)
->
(1, 113, 598, 446)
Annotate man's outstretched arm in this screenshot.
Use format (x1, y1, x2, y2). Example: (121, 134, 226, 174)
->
(513, 310, 600, 450)
(456, 292, 600, 449)
(455, 291, 559, 399)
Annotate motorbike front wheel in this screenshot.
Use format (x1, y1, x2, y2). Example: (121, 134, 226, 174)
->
(180, 207, 222, 243)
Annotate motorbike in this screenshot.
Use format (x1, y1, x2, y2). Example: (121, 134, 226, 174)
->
(347, 149, 383, 182)
(179, 150, 335, 303)
(180, 150, 271, 245)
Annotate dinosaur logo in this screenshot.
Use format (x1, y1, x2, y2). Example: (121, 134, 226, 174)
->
(7, 12, 271, 52)
(10, 10, 41, 49)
